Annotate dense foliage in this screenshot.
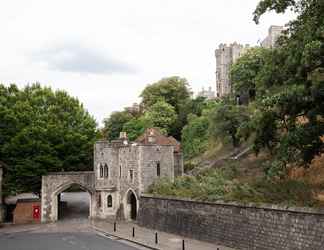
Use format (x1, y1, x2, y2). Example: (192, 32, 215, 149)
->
(0, 84, 97, 194)
(103, 76, 193, 141)
(181, 114, 209, 158)
(103, 111, 134, 141)
(231, 0, 324, 176)
(209, 101, 250, 148)
(149, 167, 316, 206)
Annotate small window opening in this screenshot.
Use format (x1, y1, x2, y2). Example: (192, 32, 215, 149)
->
(99, 164, 103, 178)
(129, 170, 134, 182)
(119, 165, 122, 178)
(107, 195, 112, 208)
(98, 193, 102, 208)
(157, 162, 160, 177)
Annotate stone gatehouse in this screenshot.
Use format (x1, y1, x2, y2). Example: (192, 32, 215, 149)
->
(41, 128, 183, 222)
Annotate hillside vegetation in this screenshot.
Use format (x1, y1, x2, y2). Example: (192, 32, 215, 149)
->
(148, 0, 324, 207)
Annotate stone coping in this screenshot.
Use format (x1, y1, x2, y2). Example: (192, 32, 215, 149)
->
(96, 140, 175, 147)
(17, 198, 41, 203)
(46, 171, 94, 175)
(141, 194, 324, 215)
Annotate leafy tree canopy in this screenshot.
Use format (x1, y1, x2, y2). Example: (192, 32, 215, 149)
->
(122, 116, 151, 141)
(209, 101, 250, 148)
(103, 111, 134, 141)
(233, 0, 324, 176)
(230, 47, 270, 99)
(140, 76, 191, 112)
(181, 114, 209, 159)
(0, 83, 97, 195)
(144, 100, 177, 135)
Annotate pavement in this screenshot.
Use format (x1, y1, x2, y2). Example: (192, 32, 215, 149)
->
(92, 220, 234, 250)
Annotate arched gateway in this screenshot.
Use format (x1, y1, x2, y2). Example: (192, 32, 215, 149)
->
(41, 128, 184, 223)
(41, 172, 96, 223)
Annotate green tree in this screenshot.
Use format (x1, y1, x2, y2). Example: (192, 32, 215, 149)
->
(209, 102, 250, 148)
(103, 111, 133, 141)
(230, 47, 269, 99)
(0, 84, 97, 194)
(144, 101, 177, 135)
(248, 0, 324, 175)
(122, 116, 152, 141)
(181, 114, 209, 159)
(140, 76, 191, 112)
(140, 76, 191, 139)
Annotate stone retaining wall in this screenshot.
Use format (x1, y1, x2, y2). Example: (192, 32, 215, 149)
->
(137, 195, 324, 250)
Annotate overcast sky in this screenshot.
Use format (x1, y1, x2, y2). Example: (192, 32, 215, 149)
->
(0, 0, 295, 126)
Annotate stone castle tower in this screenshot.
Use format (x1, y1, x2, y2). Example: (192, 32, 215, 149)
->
(93, 128, 183, 220)
(261, 25, 284, 48)
(215, 42, 250, 98)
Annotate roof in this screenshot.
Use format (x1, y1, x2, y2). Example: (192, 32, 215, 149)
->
(5, 193, 39, 205)
(135, 128, 181, 153)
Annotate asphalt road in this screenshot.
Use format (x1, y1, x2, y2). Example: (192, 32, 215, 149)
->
(0, 192, 142, 250)
(0, 231, 139, 250)
(60, 192, 90, 220)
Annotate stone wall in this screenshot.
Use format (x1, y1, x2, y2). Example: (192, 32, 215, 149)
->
(41, 172, 95, 222)
(14, 199, 41, 224)
(138, 195, 324, 250)
(139, 145, 174, 193)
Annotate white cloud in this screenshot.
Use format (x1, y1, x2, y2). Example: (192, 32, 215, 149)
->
(0, 0, 295, 126)
(31, 43, 136, 75)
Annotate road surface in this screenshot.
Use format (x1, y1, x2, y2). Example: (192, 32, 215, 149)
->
(0, 192, 144, 250)
(0, 231, 140, 250)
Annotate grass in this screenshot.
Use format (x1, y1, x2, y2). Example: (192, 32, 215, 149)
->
(149, 161, 320, 207)
(175, 140, 324, 208)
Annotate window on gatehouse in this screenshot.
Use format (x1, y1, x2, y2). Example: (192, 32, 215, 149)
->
(99, 164, 103, 178)
(107, 195, 112, 208)
(104, 164, 109, 178)
(129, 170, 134, 182)
(157, 162, 160, 177)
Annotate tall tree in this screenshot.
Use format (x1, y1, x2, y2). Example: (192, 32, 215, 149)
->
(0, 84, 97, 194)
(209, 102, 250, 148)
(249, 0, 324, 175)
(122, 116, 151, 141)
(144, 101, 177, 135)
(230, 47, 270, 100)
(103, 111, 133, 141)
(140, 76, 191, 112)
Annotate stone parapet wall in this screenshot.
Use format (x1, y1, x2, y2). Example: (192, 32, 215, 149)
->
(138, 195, 324, 250)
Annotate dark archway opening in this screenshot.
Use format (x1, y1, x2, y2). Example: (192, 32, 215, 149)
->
(129, 192, 137, 220)
(57, 184, 90, 221)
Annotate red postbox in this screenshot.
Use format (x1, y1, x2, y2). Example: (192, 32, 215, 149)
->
(32, 205, 40, 220)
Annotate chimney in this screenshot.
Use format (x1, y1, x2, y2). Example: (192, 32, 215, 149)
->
(148, 128, 156, 143)
(119, 132, 127, 139)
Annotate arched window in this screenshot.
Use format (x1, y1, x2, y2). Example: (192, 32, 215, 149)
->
(119, 165, 122, 179)
(156, 162, 160, 177)
(99, 164, 103, 178)
(107, 195, 112, 208)
(104, 164, 109, 178)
